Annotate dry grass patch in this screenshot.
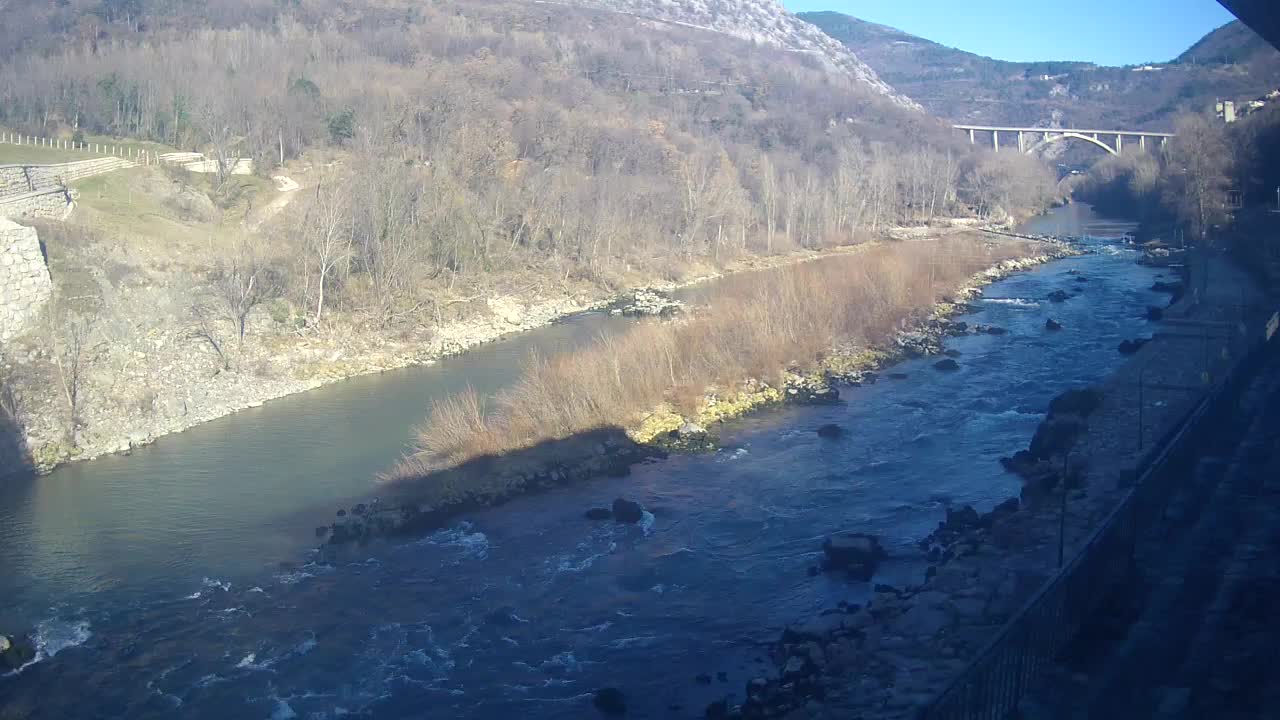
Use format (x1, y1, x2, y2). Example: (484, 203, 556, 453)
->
(399, 235, 1040, 474)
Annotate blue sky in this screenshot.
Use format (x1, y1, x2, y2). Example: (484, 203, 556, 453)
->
(784, 0, 1238, 66)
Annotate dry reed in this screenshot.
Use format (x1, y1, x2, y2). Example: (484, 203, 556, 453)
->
(400, 236, 1039, 473)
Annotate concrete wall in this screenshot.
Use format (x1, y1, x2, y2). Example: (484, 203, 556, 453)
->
(0, 217, 53, 342)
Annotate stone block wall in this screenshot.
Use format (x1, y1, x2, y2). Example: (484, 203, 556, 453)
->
(0, 217, 53, 342)
(0, 188, 72, 221)
(0, 158, 135, 202)
(0, 166, 34, 198)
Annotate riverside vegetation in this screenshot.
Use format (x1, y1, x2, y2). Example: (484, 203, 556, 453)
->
(0, 0, 1063, 475)
(364, 233, 1066, 537)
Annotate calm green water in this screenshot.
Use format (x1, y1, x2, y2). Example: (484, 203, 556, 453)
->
(0, 310, 631, 627)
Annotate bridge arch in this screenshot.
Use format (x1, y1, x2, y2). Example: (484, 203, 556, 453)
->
(1026, 132, 1118, 157)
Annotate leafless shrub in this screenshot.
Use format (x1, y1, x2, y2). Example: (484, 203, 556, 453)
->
(190, 301, 231, 372)
(48, 309, 95, 447)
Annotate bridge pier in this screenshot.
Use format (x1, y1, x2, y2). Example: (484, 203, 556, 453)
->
(993, 130, 999, 153)
(1018, 131, 1025, 153)
(1140, 135, 1146, 151)
(1117, 134, 1123, 154)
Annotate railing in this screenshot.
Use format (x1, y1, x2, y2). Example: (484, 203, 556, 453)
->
(918, 308, 1278, 719)
(0, 131, 156, 162)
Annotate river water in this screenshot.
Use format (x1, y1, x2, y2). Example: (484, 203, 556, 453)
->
(0, 205, 1165, 719)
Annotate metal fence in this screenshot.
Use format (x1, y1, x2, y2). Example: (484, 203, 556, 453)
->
(918, 309, 1279, 720)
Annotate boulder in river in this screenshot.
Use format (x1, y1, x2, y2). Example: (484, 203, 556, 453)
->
(584, 507, 613, 521)
(0, 635, 35, 671)
(1146, 305, 1164, 321)
(1029, 415, 1087, 460)
(1045, 318, 1063, 331)
(705, 700, 729, 719)
(1048, 388, 1104, 417)
(943, 349, 962, 358)
(933, 358, 960, 372)
(1118, 338, 1150, 355)
(1047, 289, 1071, 303)
(611, 498, 644, 524)
(593, 687, 627, 716)
(888, 372, 909, 380)
(676, 422, 707, 439)
(983, 325, 1008, 335)
(816, 423, 846, 439)
(821, 532, 888, 581)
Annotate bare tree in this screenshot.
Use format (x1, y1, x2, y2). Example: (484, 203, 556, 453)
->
(196, 102, 238, 187)
(298, 175, 354, 327)
(49, 311, 94, 447)
(212, 241, 280, 346)
(190, 301, 231, 372)
(1163, 113, 1233, 243)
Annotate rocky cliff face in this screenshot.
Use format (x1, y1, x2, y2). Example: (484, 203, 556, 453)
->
(558, 0, 920, 109)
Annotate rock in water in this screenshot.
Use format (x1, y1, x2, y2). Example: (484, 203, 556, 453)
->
(816, 423, 846, 439)
(1047, 289, 1070, 303)
(0, 636, 35, 671)
(888, 372, 909, 380)
(705, 700, 729, 719)
(1048, 388, 1104, 417)
(677, 421, 707, 438)
(593, 687, 627, 716)
(611, 498, 644, 524)
(821, 532, 888, 581)
(933, 358, 960, 372)
(1118, 338, 1150, 355)
(1146, 305, 1164, 321)
(1045, 318, 1062, 331)
(943, 349, 962, 358)
(584, 507, 613, 521)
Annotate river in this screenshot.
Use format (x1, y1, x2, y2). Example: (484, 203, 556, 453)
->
(0, 204, 1165, 718)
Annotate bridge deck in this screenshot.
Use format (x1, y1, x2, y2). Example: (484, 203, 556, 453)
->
(953, 124, 1175, 137)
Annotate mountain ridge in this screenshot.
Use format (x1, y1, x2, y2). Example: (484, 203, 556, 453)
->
(801, 12, 1280, 130)
(560, 0, 921, 108)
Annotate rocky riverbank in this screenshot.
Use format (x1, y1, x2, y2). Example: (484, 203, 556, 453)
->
(713, 252, 1269, 720)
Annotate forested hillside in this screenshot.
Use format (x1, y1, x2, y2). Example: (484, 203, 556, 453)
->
(803, 12, 1280, 130)
(0, 0, 1058, 471)
(0, 0, 1060, 311)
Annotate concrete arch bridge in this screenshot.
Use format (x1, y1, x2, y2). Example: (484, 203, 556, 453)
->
(954, 125, 1175, 156)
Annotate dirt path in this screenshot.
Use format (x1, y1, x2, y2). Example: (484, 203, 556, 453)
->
(243, 174, 301, 231)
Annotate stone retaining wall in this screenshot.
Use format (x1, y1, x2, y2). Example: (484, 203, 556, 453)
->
(0, 217, 53, 341)
(0, 187, 73, 221)
(0, 158, 135, 202)
(0, 166, 34, 198)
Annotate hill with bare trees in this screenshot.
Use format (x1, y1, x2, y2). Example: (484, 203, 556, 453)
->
(0, 0, 1059, 472)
